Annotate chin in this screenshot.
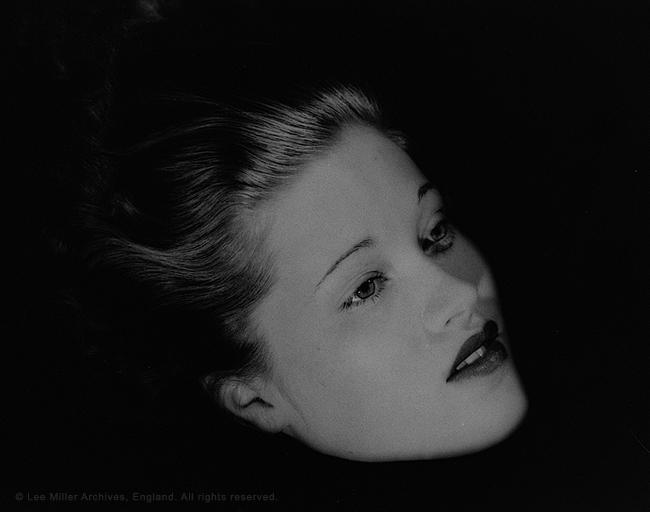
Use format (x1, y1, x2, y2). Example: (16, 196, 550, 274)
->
(455, 369, 529, 457)
(415, 392, 529, 462)
(398, 373, 529, 461)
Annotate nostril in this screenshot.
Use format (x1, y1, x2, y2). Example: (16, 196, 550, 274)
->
(444, 308, 470, 328)
(445, 309, 483, 331)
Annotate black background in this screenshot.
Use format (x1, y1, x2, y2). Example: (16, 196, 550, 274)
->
(8, 1, 648, 510)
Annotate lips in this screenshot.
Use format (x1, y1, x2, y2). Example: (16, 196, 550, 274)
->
(446, 320, 504, 383)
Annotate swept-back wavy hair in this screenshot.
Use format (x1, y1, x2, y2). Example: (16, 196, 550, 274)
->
(27, 0, 406, 418)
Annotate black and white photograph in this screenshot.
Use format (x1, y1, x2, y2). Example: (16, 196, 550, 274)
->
(8, 0, 648, 509)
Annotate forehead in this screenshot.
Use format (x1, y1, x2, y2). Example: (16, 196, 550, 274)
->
(270, 124, 421, 221)
(261, 124, 424, 282)
(303, 124, 419, 203)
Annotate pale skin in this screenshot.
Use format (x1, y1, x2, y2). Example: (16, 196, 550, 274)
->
(216, 124, 527, 461)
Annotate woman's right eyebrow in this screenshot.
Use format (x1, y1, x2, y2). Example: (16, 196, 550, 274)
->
(315, 237, 375, 290)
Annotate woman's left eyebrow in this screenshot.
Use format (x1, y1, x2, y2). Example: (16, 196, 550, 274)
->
(417, 181, 435, 203)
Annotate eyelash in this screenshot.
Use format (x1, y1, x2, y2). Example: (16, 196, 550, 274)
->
(421, 217, 456, 256)
(340, 272, 388, 311)
(340, 217, 456, 311)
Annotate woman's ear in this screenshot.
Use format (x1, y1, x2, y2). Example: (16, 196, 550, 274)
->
(206, 376, 292, 434)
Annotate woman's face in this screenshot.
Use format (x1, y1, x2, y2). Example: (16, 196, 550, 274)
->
(249, 124, 527, 461)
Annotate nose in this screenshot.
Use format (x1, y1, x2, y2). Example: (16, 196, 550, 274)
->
(421, 268, 482, 335)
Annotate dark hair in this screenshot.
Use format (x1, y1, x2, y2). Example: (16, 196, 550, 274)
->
(19, 0, 420, 432)
(54, 16, 407, 421)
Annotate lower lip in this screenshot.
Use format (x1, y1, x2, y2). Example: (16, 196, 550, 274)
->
(447, 339, 508, 383)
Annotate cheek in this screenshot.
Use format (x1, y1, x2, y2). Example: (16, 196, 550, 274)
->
(299, 329, 460, 454)
(294, 317, 448, 419)
(442, 236, 493, 289)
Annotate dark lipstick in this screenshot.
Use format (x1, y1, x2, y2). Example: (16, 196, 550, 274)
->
(446, 320, 508, 383)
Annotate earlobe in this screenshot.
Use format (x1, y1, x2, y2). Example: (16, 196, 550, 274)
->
(212, 377, 291, 434)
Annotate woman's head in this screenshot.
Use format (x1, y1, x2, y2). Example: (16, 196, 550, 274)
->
(81, 81, 526, 462)
(239, 122, 527, 460)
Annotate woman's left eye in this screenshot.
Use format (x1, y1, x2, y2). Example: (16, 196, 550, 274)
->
(422, 218, 456, 255)
(340, 272, 387, 311)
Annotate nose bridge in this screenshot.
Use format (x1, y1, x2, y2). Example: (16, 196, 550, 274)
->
(420, 259, 480, 334)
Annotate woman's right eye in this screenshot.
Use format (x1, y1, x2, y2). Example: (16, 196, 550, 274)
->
(340, 272, 388, 311)
(422, 218, 456, 256)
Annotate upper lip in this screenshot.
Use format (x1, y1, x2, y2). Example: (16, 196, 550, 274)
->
(447, 320, 499, 381)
